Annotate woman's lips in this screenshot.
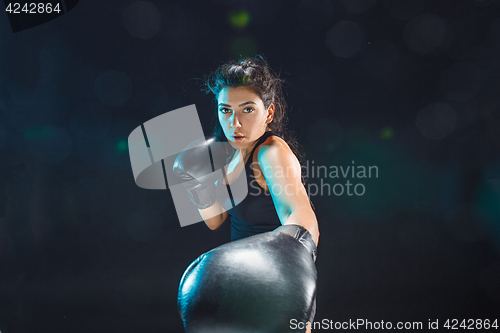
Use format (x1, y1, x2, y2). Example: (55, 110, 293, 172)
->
(232, 135, 244, 142)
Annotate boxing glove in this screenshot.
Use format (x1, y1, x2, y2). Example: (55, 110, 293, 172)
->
(178, 224, 317, 333)
(173, 136, 235, 209)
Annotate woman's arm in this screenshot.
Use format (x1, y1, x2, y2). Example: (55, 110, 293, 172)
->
(198, 202, 228, 230)
(257, 137, 320, 246)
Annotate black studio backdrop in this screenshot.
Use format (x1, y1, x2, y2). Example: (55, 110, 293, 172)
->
(0, 0, 499, 332)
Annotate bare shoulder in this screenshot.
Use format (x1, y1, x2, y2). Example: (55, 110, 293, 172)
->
(255, 135, 298, 167)
(256, 135, 289, 155)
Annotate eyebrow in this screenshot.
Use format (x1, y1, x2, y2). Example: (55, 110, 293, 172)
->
(218, 101, 257, 107)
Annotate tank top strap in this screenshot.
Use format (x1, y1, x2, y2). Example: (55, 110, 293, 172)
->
(246, 131, 282, 165)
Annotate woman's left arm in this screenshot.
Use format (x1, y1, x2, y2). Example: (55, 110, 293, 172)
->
(257, 138, 320, 246)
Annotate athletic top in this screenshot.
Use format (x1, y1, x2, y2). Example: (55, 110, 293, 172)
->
(221, 131, 283, 241)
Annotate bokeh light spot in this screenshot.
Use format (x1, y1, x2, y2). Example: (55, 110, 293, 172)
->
(116, 139, 128, 153)
(403, 13, 452, 55)
(380, 126, 394, 140)
(123, 1, 161, 39)
(416, 103, 457, 140)
(228, 10, 251, 29)
(23, 125, 52, 140)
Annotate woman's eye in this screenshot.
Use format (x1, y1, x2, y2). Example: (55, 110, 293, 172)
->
(219, 107, 253, 114)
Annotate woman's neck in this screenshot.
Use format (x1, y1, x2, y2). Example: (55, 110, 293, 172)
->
(235, 130, 270, 162)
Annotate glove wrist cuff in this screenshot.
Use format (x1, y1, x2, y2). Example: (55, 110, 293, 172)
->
(186, 184, 218, 210)
(274, 224, 317, 262)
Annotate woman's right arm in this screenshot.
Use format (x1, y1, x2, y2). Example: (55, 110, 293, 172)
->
(199, 202, 228, 230)
(172, 136, 235, 230)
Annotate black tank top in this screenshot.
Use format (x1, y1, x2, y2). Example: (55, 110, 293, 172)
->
(220, 131, 283, 241)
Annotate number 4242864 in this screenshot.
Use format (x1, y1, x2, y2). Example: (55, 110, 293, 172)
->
(444, 319, 498, 330)
(5, 3, 61, 14)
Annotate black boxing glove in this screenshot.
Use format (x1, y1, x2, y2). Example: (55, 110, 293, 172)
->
(173, 136, 235, 209)
(178, 224, 317, 333)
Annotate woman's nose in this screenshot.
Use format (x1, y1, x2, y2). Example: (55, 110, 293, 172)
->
(229, 114, 241, 128)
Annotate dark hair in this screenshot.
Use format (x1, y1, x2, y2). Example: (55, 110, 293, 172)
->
(203, 55, 314, 210)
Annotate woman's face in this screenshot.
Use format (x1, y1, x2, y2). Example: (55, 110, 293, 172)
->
(217, 86, 274, 150)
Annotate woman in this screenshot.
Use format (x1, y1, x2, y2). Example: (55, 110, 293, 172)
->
(175, 56, 319, 332)
(202, 55, 320, 247)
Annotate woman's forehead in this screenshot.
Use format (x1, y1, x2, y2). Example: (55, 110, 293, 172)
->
(217, 86, 261, 104)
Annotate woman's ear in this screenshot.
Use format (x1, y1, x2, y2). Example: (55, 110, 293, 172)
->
(266, 104, 275, 123)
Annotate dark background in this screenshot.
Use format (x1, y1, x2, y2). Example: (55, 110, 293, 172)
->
(0, 0, 499, 332)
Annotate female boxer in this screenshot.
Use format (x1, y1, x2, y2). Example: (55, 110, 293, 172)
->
(175, 56, 319, 332)
(204, 58, 319, 241)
